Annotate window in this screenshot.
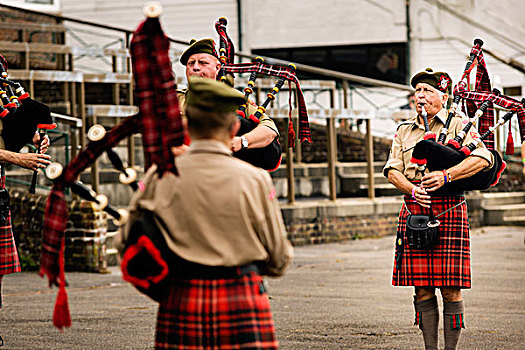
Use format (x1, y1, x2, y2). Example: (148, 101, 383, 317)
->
(503, 86, 522, 97)
(253, 42, 407, 84)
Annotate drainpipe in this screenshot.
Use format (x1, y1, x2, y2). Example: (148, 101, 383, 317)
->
(237, 0, 243, 52)
(405, 0, 411, 84)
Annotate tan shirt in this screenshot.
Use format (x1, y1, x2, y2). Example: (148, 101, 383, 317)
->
(383, 108, 494, 181)
(177, 89, 279, 136)
(120, 140, 293, 276)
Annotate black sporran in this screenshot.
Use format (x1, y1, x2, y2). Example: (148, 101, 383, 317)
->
(405, 214, 439, 250)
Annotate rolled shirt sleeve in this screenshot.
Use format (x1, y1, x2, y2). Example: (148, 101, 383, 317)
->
(246, 101, 280, 136)
(383, 131, 405, 177)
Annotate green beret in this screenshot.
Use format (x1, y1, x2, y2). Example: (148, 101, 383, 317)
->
(410, 68, 452, 94)
(186, 76, 245, 113)
(180, 38, 218, 65)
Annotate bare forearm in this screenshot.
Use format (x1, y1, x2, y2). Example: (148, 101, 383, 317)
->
(0, 149, 21, 165)
(0, 149, 51, 170)
(387, 169, 415, 195)
(448, 156, 489, 182)
(243, 125, 277, 148)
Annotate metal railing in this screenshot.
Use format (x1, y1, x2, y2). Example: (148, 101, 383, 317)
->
(0, 2, 414, 202)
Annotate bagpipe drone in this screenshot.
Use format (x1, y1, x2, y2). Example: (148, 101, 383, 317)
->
(214, 17, 312, 171)
(410, 39, 525, 195)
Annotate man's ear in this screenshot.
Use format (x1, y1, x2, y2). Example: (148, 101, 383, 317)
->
(214, 59, 221, 77)
(230, 118, 240, 138)
(441, 93, 449, 106)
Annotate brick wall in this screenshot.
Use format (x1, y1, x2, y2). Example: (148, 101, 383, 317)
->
(6, 188, 494, 272)
(10, 189, 116, 273)
(0, 7, 64, 70)
(275, 119, 392, 163)
(285, 214, 399, 246)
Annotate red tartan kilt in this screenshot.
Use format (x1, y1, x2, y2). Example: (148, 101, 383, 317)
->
(0, 176, 20, 276)
(155, 272, 278, 350)
(392, 195, 471, 288)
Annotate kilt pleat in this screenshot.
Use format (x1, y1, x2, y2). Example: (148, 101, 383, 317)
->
(155, 272, 278, 350)
(0, 175, 20, 276)
(392, 195, 471, 288)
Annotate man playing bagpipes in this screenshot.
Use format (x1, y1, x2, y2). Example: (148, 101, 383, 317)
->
(119, 76, 293, 349)
(383, 68, 494, 350)
(173, 39, 280, 162)
(0, 135, 51, 309)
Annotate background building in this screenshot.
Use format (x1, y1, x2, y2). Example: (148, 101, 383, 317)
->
(1, 0, 524, 129)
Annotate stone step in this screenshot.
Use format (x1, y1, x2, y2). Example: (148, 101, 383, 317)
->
(106, 248, 119, 267)
(359, 183, 400, 197)
(503, 215, 525, 225)
(270, 162, 386, 178)
(483, 203, 525, 226)
(481, 192, 525, 206)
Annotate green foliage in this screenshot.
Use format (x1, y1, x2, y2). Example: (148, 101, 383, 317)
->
(18, 254, 39, 271)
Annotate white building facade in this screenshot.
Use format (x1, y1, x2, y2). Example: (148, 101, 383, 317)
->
(2, 0, 523, 137)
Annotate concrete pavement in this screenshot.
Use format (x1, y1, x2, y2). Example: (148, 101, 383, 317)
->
(0, 226, 524, 349)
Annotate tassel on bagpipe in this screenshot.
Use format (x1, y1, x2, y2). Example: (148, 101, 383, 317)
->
(234, 64, 297, 171)
(40, 2, 184, 329)
(214, 17, 285, 171)
(214, 17, 311, 147)
(408, 38, 524, 194)
(460, 101, 524, 156)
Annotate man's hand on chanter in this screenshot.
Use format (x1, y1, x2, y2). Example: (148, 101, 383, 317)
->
(15, 153, 51, 171)
(32, 133, 50, 154)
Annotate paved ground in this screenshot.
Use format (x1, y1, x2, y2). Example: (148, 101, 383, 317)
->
(0, 226, 523, 349)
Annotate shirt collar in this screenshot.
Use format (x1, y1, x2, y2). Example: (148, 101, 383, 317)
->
(412, 108, 446, 129)
(187, 139, 232, 156)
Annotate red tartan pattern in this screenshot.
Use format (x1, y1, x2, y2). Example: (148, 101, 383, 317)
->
(0, 176, 20, 276)
(450, 314, 465, 330)
(454, 43, 525, 144)
(414, 311, 421, 327)
(215, 20, 234, 65)
(454, 84, 525, 143)
(155, 272, 278, 350)
(223, 62, 312, 144)
(130, 17, 184, 175)
(392, 195, 471, 288)
(472, 51, 495, 149)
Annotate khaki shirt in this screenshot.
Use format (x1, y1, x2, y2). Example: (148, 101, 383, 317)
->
(383, 108, 494, 181)
(177, 89, 279, 136)
(120, 140, 293, 276)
